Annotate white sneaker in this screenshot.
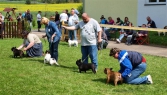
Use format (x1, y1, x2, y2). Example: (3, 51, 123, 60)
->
(116, 39, 121, 43)
(147, 75, 153, 84)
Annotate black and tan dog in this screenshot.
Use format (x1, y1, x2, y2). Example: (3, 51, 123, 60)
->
(76, 59, 96, 74)
(104, 68, 123, 86)
(11, 47, 24, 58)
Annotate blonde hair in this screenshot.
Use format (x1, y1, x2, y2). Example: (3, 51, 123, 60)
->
(109, 48, 121, 56)
(41, 17, 49, 24)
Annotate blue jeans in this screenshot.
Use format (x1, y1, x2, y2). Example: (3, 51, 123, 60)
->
(118, 34, 125, 41)
(81, 45, 98, 69)
(49, 39, 60, 61)
(124, 63, 148, 84)
(68, 30, 77, 40)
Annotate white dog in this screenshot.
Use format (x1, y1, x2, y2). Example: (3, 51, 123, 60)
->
(68, 39, 78, 47)
(44, 50, 59, 66)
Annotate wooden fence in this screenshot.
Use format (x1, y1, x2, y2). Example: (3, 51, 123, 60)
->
(0, 21, 23, 39)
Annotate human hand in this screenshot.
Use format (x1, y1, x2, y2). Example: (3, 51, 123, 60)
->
(23, 47, 27, 51)
(62, 25, 66, 29)
(98, 39, 102, 43)
(51, 34, 55, 42)
(42, 35, 46, 38)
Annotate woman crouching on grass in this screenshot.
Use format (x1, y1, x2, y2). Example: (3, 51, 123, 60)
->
(109, 47, 153, 85)
(41, 17, 61, 62)
(17, 31, 43, 57)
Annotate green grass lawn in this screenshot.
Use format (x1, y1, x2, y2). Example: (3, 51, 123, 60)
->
(0, 38, 167, 95)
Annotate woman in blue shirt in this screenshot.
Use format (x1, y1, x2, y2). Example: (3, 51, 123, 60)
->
(41, 17, 61, 61)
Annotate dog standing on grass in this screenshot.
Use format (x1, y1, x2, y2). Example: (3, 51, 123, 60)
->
(68, 39, 78, 47)
(104, 68, 123, 86)
(76, 59, 96, 74)
(44, 50, 59, 66)
(11, 47, 24, 58)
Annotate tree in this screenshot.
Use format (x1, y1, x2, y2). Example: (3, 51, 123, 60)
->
(77, 4, 83, 18)
(25, 0, 31, 4)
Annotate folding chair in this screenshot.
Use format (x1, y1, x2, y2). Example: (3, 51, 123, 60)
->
(136, 35, 149, 45)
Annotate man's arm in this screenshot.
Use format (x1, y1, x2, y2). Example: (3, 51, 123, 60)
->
(98, 30, 102, 43)
(62, 25, 76, 30)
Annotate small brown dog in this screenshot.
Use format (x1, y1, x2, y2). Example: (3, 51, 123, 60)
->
(104, 68, 123, 86)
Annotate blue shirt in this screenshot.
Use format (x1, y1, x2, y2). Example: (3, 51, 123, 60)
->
(118, 50, 132, 78)
(45, 21, 61, 43)
(118, 50, 143, 78)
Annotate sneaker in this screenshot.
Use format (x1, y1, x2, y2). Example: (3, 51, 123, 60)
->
(116, 39, 121, 43)
(147, 75, 153, 84)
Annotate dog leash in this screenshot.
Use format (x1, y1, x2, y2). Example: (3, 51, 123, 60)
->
(81, 46, 98, 63)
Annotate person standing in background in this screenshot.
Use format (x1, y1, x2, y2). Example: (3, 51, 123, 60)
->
(59, 10, 68, 33)
(68, 9, 79, 41)
(0, 12, 4, 21)
(25, 9, 33, 30)
(37, 11, 42, 32)
(55, 11, 60, 29)
(17, 13, 22, 22)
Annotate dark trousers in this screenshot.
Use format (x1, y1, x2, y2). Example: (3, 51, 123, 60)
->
(49, 39, 60, 61)
(37, 21, 41, 29)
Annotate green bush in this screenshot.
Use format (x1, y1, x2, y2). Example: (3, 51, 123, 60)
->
(77, 4, 83, 18)
(25, 0, 31, 4)
(23, 19, 31, 32)
(32, 19, 36, 27)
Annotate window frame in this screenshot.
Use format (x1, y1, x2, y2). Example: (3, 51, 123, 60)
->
(145, 0, 166, 4)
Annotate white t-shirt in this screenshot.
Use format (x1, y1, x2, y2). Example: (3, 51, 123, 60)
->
(75, 18, 102, 46)
(68, 14, 79, 26)
(1, 15, 4, 21)
(37, 13, 41, 21)
(60, 13, 68, 22)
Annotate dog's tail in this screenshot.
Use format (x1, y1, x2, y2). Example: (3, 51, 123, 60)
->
(55, 61, 59, 66)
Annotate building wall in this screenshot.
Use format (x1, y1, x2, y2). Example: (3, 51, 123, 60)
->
(83, 0, 138, 26)
(137, 0, 167, 28)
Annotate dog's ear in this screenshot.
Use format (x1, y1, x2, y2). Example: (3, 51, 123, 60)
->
(110, 68, 113, 70)
(45, 50, 50, 54)
(104, 68, 107, 74)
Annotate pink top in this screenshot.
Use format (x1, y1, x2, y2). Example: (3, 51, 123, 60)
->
(108, 19, 114, 25)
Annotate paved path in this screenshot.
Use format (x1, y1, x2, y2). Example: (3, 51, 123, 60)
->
(31, 29, 167, 57)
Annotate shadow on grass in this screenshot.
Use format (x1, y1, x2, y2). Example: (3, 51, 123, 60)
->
(59, 42, 68, 46)
(59, 64, 77, 70)
(9, 55, 25, 59)
(92, 78, 106, 84)
(73, 70, 97, 74)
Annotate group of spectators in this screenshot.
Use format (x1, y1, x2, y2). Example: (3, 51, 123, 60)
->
(54, 8, 80, 41)
(100, 15, 157, 45)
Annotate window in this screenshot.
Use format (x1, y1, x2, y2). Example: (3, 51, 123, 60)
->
(146, 0, 166, 4)
(149, 0, 157, 2)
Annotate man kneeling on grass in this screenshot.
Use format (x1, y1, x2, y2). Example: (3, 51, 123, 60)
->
(109, 47, 153, 85)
